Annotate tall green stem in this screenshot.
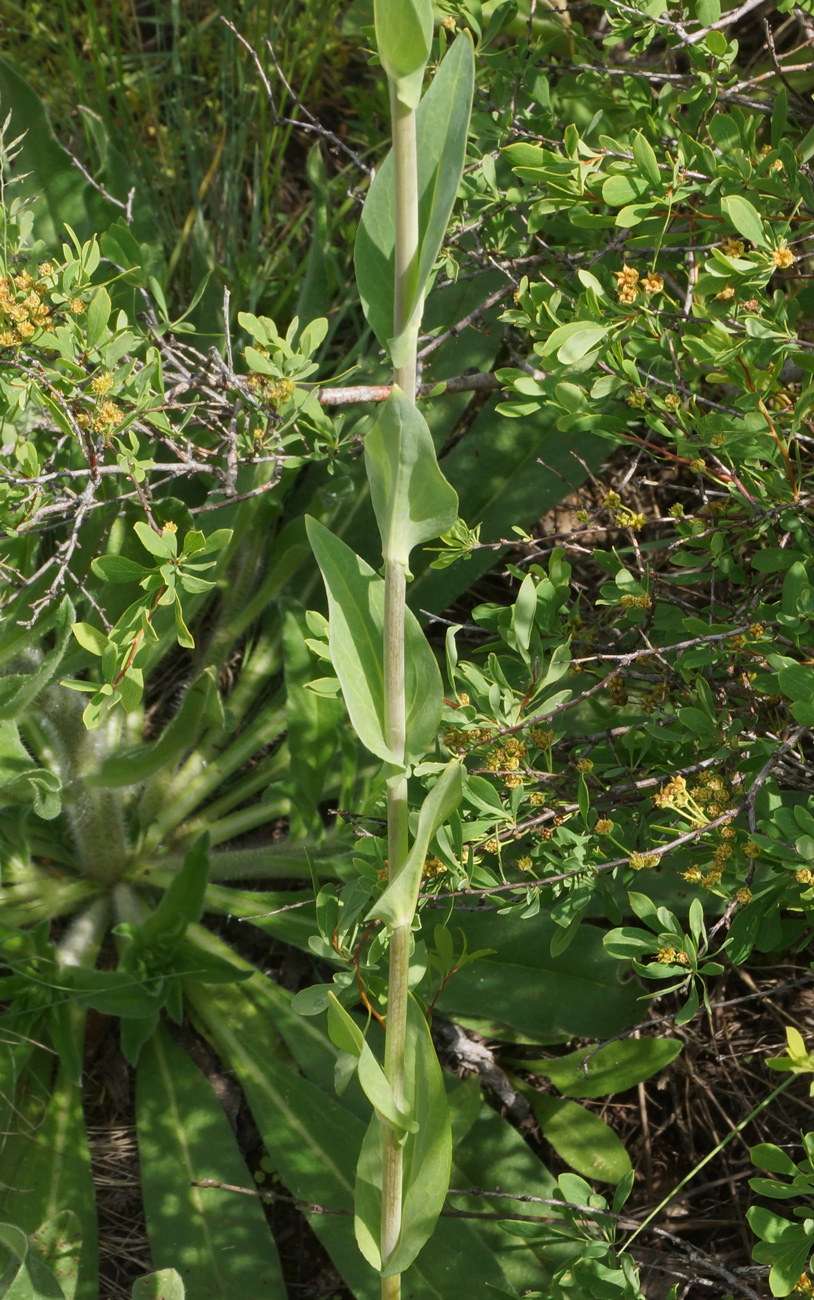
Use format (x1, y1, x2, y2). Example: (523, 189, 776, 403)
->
(380, 78, 421, 1299)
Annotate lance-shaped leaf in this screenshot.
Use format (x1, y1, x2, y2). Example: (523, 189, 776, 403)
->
(368, 760, 463, 929)
(136, 1026, 285, 1299)
(374, 0, 433, 109)
(365, 389, 458, 574)
(0, 597, 74, 720)
(355, 995, 452, 1275)
(326, 994, 417, 1134)
(305, 518, 442, 765)
(355, 33, 475, 367)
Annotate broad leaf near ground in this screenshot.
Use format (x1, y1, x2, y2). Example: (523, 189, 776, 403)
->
(522, 1091, 632, 1185)
(435, 914, 640, 1042)
(136, 1025, 286, 1300)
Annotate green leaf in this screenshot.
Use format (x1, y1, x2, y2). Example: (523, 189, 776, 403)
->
(720, 194, 768, 248)
(0, 597, 74, 720)
(0, 1068, 97, 1300)
(436, 914, 641, 1041)
(282, 603, 342, 836)
(523, 1093, 632, 1184)
(778, 663, 814, 704)
(368, 760, 464, 929)
(140, 834, 210, 945)
(136, 1026, 285, 1299)
(30, 1214, 82, 1300)
(632, 132, 661, 186)
(305, 518, 443, 765)
(537, 321, 612, 364)
(85, 287, 111, 349)
(91, 555, 154, 583)
(173, 595, 195, 649)
(751, 1144, 800, 1177)
(132, 1271, 185, 1300)
(355, 996, 452, 1276)
(355, 33, 475, 366)
(532, 1037, 683, 1097)
(71, 622, 108, 656)
(365, 389, 458, 574)
(134, 522, 176, 559)
(86, 671, 218, 788)
(374, 0, 433, 108)
(326, 994, 417, 1134)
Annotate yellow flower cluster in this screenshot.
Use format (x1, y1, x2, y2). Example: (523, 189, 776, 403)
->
(629, 851, 659, 870)
(657, 946, 689, 965)
(422, 855, 447, 879)
(0, 272, 53, 347)
(616, 265, 664, 304)
(247, 373, 296, 407)
(773, 245, 795, 269)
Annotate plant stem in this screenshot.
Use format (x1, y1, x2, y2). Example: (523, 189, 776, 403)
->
(380, 77, 421, 1298)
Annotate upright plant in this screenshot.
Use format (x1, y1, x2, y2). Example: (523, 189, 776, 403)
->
(304, 4, 474, 1292)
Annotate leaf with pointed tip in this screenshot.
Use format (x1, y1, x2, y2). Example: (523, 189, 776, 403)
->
(365, 389, 458, 574)
(306, 518, 442, 764)
(355, 34, 475, 366)
(368, 761, 463, 930)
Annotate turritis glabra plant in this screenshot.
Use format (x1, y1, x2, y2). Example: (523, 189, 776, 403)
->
(301, 3, 474, 1294)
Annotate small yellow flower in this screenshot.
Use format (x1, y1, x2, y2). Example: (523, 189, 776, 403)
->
(517, 855, 533, 872)
(720, 825, 736, 841)
(576, 758, 594, 774)
(690, 458, 705, 473)
(575, 509, 589, 523)
(635, 592, 651, 608)
(629, 852, 646, 870)
(91, 371, 114, 395)
(95, 400, 122, 426)
(773, 245, 795, 269)
(484, 838, 499, 854)
(531, 728, 555, 749)
(503, 774, 523, 789)
(744, 841, 759, 858)
(618, 285, 638, 305)
(616, 265, 640, 287)
(720, 237, 744, 257)
(70, 298, 86, 315)
(664, 392, 681, 410)
(796, 868, 813, 885)
(457, 692, 470, 707)
(38, 261, 54, 277)
(657, 946, 677, 964)
(620, 593, 636, 608)
(529, 791, 546, 807)
(595, 818, 614, 834)
(736, 887, 752, 904)
(749, 623, 764, 639)
(682, 866, 704, 883)
(641, 272, 664, 294)
(715, 284, 735, 301)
